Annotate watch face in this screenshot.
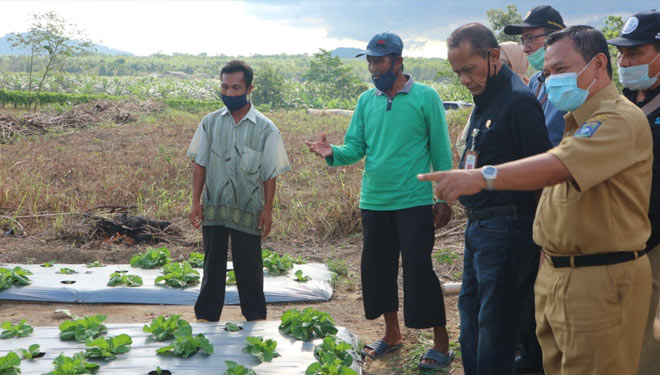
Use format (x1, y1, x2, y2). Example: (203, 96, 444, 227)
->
(483, 165, 497, 179)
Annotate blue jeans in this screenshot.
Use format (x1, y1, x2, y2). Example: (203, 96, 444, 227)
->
(459, 212, 538, 375)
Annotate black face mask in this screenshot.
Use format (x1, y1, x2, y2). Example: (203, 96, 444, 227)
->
(221, 93, 249, 112)
(485, 49, 498, 92)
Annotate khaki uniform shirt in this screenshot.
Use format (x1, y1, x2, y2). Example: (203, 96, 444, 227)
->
(533, 83, 653, 256)
(186, 105, 291, 235)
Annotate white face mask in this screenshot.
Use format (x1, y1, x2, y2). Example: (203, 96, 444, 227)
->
(618, 51, 660, 91)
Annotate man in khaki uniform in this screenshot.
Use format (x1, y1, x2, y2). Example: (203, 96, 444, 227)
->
(418, 25, 653, 375)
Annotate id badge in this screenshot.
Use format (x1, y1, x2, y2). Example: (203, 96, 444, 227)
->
(464, 150, 478, 170)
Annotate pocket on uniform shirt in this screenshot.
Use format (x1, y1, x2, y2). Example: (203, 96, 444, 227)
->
(550, 181, 582, 204)
(240, 146, 262, 175)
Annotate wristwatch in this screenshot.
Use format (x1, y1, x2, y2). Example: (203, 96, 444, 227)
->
(481, 165, 498, 191)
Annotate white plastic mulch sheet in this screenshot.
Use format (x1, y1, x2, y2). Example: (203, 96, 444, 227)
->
(0, 321, 362, 374)
(0, 263, 333, 304)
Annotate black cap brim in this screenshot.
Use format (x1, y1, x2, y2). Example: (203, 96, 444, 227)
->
(607, 36, 658, 47)
(355, 49, 395, 58)
(503, 23, 542, 35)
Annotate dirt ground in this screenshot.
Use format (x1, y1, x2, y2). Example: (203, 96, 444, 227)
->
(0, 227, 465, 374)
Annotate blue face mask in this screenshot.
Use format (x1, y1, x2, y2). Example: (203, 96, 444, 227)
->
(221, 93, 249, 112)
(372, 61, 397, 92)
(618, 52, 660, 91)
(545, 58, 596, 112)
(528, 47, 545, 71)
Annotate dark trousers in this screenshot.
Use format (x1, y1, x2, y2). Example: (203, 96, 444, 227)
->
(194, 225, 266, 321)
(459, 211, 538, 375)
(361, 205, 447, 328)
(517, 236, 543, 367)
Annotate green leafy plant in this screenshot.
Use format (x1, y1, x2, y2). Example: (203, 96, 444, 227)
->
(84, 334, 132, 360)
(1, 319, 33, 339)
(226, 270, 237, 285)
(293, 256, 307, 264)
(224, 360, 256, 375)
(313, 336, 353, 367)
(56, 267, 77, 275)
(156, 325, 213, 358)
(305, 352, 358, 375)
(242, 336, 280, 363)
(85, 261, 105, 268)
(155, 261, 200, 288)
(188, 252, 204, 268)
(107, 272, 143, 287)
(224, 322, 241, 332)
(45, 352, 99, 375)
(434, 248, 460, 265)
(15, 343, 43, 360)
(0, 266, 32, 290)
(279, 307, 338, 341)
(294, 269, 311, 282)
(143, 314, 191, 341)
(326, 259, 348, 277)
(0, 352, 21, 375)
(58, 314, 108, 342)
(262, 250, 294, 275)
(41, 260, 55, 267)
(130, 246, 171, 268)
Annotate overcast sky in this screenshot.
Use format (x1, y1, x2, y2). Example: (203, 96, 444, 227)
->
(0, 0, 656, 58)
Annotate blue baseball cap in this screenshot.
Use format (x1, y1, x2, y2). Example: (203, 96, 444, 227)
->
(355, 32, 403, 57)
(608, 10, 660, 47)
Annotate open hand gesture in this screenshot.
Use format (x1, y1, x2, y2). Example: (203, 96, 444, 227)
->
(304, 133, 333, 158)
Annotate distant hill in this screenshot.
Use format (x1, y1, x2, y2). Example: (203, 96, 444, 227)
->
(0, 32, 133, 56)
(330, 47, 363, 58)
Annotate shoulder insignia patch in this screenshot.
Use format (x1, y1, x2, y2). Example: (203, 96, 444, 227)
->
(655, 117, 660, 125)
(574, 121, 602, 138)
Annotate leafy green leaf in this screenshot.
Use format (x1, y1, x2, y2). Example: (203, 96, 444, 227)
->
(156, 328, 213, 358)
(45, 352, 99, 375)
(262, 251, 294, 275)
(0, 352, 21, 374)
(143, 314, 191, 341)
(294, 269, 311, 282)
(226, 270, 237, 285)
(16, 343, 42, 360)
(242, 336, 280, 363)
(0, 266, 33, 291)
(154, 261, 200, 288)
(58, 315, 107, 342)
(224, 322, 241, 332)
(279, 308, 338, 341)
(224, 360, 256, 375)
(130, 246, 171, 269)
(84, 334, 132, 360)
(56, 267, 77, 275)
(41, 260, 55, 267)
(188, 252, 205, 268)
(85, 261, 105, 268)
(1, 319, 34, 339)
(314, 336, 353, 367)
(107, 272, 143, 287)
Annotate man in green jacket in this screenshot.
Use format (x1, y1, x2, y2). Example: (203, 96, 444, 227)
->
(306, 32, 454, 370)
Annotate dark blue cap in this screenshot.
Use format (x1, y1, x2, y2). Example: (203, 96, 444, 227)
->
(356, 32, 403, 57)
(608, 10, 660, 47)
(503, 5, 565, 35)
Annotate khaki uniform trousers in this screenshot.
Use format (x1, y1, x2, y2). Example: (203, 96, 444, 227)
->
(639, 243, 660, 375)
(535, 255, 651, 375)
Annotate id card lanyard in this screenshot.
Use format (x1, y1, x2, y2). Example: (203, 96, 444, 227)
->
(464, 128, 480, 170)
(464, 119, 490, 170)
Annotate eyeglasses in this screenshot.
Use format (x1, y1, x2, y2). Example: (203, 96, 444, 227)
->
(519, 33, 549, 47)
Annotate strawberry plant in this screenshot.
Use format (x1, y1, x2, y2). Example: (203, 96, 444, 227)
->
(262, 251, 294, 275)
(0, 266, 32, 290)
(279, 308, 338, 341)
(107, 272, 143, 287)
(143, 314, 191, 341)
(294, 269, 311, 282)
(84, 334, 132, 360)
(242, 336, 280, 363)
(226, 270, 237, 285)
(130, 246, 171, 269)
(224, 322, 241, 332)
(1, 319, 33, 339)
(155, 261, 200, 288)
(305, 352, 358, 375)
(156, 325, 213, 358)
(41, 260, 55, 267)
(59, 315, 108, 342)
(0, 352, 20, 375)
(45, 352, 99, 375)
(294, 256, 307, 264)
(188, 252, 204, 268)
(314, 336, 353, 367)
(224, 360, 255, 375)
(56, 267, 77, 275)
(15, 344, 43, 360)
(85, 261, 105, 268)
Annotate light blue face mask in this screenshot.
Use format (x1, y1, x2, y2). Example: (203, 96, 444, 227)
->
(618, 52, 660, 91)
(545, 58, 596, 112)
(528, 47, 545, 71)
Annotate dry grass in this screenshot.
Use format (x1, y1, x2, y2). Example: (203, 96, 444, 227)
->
(0, 106, 470, 243)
